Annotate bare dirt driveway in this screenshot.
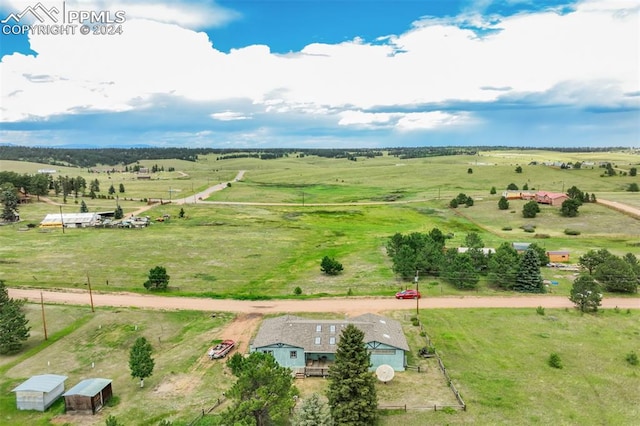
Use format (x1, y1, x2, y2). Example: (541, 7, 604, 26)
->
(8, 288, 639, 314)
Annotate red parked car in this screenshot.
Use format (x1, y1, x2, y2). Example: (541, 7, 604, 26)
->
(395, 289, 421, 299)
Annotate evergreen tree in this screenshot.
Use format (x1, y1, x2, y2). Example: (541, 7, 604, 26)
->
(488, 242, 519, 289)
(129, 337, 154, 387)
(80, 200, 89, 213)
(1, 189, 19, 222)
(321, 256, 344, 275)
(594, 256, 638, 293)
(522, 201, 540, 218)
(224, 351, 298, 426)
(514, 248, 545, 293)
(0, 280, 31, 354)
(119, 183, 126, 193)
(114, 205, 124, 220)
(327, 324, 378, 425)
(144, 266, 170, 290)
(560, 198, 581, 217)
(108, 184, 116, 195)
(441, 250, 480, 289)
(498, 196, 510, 210)
(293, 393, 333, 426)
(569, 274, 602, 312)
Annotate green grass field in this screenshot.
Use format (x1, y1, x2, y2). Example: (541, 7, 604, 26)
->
(2, 150, 639, 299)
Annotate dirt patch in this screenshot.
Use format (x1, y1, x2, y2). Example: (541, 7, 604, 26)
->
(217, 313, 264, 355)
(154, 373, 202, 398)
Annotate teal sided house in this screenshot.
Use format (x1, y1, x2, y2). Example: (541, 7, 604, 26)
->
(250, 313, 409, 377)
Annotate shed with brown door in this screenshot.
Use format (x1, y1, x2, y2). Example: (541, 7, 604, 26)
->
(63, 378, 113, 414)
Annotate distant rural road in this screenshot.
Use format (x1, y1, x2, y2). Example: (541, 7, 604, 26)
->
(8, 288, 639, 315)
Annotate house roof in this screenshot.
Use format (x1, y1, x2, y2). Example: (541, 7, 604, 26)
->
(458, 247, 496, 255)
(63, 378, 112, 397)
(12, 374, 68, 393)
(546, 250, 570, 255)
(512, 242, 531, 250)
(40, 213, 99, 225)
(252, 313, 410, 353)
(536, 191, 567, 199)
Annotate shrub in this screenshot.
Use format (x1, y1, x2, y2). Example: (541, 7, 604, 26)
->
(536, 306, 545, 316)
(564, 229, 581, 236)
(293, 286, 302, 295)
(626, 351, 639, 366)
(534, 234, 550, 239)
(523, 227, 535, 233)
(548, 353, 563, 369)
(502, 226, 512, 231)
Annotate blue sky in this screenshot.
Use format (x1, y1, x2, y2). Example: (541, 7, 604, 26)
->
(0, 0, 638, 149)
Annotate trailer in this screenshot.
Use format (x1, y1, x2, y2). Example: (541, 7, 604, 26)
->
(208, 339, 235, 359)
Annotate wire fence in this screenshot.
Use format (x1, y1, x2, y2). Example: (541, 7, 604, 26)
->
(187, 396, 227, 426)
(403, 314, 467, 412)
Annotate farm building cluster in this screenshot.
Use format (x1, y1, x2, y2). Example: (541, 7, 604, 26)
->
(502, 190, 569, 206)
(39, 213, 153, 229)
(12, 374, 113, 415)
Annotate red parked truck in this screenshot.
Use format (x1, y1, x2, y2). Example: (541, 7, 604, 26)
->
(207, 339, 235, 359)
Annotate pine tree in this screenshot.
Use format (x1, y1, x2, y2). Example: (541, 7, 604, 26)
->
(488, 243, 520, 290)
(293, 393, 333, 426)
(327, 324, 378, 425)
(80, 200, 88, 213)
(514, 248, 545, 293)
(129, 337, 155, 387)
(224, 352, 298, 425)
(0, 280, 31, 354)
(498, 196, 510, 210)
(1, 189, 19, 222)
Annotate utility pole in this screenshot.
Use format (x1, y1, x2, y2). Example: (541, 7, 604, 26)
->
(415, 270, 420, 316)
(59, 205, 65, 234)
(40, 292, 48, 340)
(87, 273, 95, 313)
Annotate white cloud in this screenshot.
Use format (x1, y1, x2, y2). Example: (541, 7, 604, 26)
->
(1, 0, 638, 132)
(396, 112, 472, 131)
(338, 110, 393, 127)
(211, 111, 251, 121)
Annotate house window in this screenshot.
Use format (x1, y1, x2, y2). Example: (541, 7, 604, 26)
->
(329, 337, 336, 345)
(315, 337, 321, 345)
(316, 325, 322, 332)
(263, 350, 273, 355)
(330, 325, 336, 333)
(290, 351, 297, 359)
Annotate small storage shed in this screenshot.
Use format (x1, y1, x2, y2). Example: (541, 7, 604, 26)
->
(12, 374, 68, 411)
(63, 378, 113, 414)
(547, 250, 570, 262)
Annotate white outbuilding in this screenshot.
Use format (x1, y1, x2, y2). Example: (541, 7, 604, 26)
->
(12, 374, 68, 411)
(40, 213, 100, 228)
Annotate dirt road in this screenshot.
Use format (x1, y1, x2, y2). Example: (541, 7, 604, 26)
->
(8, 288, 639, 314)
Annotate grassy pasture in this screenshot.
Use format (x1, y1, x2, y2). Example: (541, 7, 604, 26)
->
(1, 150, 639, 299)
(1, 305, 236, 426)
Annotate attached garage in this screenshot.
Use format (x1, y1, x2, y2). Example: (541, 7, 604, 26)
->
(12, 374, 68, 411)
(63, 378, 113, 415)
